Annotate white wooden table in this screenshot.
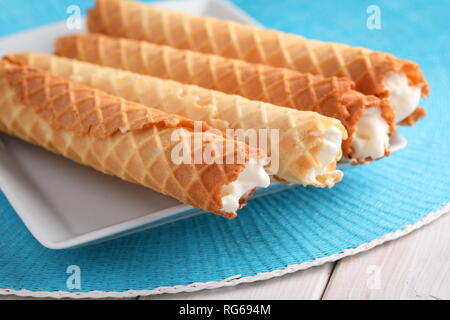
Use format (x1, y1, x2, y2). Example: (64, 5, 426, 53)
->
(1, 209, 449, 300)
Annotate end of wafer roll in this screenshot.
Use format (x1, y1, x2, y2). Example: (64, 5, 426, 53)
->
(360, 52, 429, 98)
(340, 91, 395, 164)
(397, 107, 426, 126)
(363, 52, 428, 126)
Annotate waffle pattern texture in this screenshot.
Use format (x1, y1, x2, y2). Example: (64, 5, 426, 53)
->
(88, 0, 429, 126)
(0, 60, 262, 218)
(54, 34, 394, 161)
(0, 0, 448, 296)
(10, 52, 346, 186)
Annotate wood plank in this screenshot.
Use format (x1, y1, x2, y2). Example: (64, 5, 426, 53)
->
(323, 209, 450, 300)
(0, 295, 136, 300)
(140, 263, 334, 300)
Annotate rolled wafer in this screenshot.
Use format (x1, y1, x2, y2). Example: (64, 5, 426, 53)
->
(0, 59, 272, 218)
(55, 35, 393, 162)
(9, 52, 347, 186)
(87, 0, 428, 125)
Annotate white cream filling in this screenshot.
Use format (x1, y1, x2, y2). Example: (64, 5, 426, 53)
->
(352, 108, 390, 160)
(307, 126, 343, 187)
(220, 159, 270, 213)
(317, 127, 343, 167)
(384, 72, 422, 122)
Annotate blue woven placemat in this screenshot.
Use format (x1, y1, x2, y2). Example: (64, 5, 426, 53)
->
(0, 0, 449, 296)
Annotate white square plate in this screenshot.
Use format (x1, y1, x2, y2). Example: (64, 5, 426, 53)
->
(0, 0, 407, 249)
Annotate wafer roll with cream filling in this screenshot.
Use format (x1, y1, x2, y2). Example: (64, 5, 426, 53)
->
(0, 59, 273, 218)
(87, 0, 428, 125)
(9, 52, 347, 186)
(54, 35, 391, 162)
